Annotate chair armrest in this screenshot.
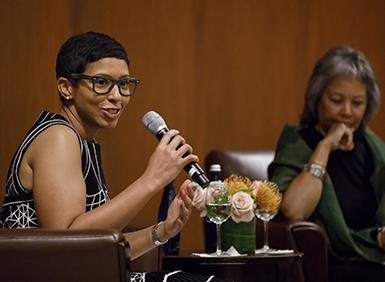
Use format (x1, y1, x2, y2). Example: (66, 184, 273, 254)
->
(255, 220, 328, 282)
(0, 228, 130, 282)
(288, 221, 328, 282)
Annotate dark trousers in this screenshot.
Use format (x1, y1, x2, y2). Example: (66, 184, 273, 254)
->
(329, 260, 385, 282)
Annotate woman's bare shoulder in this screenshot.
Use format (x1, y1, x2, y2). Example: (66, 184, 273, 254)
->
(27, 124, 82, 162)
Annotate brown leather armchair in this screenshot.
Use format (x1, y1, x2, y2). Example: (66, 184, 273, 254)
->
(205, 149, 328, 282)
(0, 228, 130, 282)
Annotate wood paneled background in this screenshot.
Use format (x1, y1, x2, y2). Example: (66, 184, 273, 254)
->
(1, 0, 384, 251)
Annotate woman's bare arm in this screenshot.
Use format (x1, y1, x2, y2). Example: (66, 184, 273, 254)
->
(26, 125, 197, 230)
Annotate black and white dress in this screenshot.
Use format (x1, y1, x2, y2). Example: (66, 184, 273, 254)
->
(0, 111, 231, 282)
(0, 111, 109, 228)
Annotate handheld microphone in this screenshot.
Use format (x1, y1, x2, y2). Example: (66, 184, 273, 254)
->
(142, 111, 210, 188)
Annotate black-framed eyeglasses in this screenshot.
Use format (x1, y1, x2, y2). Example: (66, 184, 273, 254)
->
(67, 73, 140, 96)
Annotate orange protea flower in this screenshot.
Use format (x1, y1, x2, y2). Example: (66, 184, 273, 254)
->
(224, 175, 254, 195)
(254, 180, 282, 213)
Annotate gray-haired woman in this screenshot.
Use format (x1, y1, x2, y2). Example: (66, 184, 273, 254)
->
(269, 46, 385, 282)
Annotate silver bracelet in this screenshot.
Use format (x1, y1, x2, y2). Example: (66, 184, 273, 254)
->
(151, 221, 169, 246)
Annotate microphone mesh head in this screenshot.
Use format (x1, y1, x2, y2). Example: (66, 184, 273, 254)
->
(142, 111, 167, 134)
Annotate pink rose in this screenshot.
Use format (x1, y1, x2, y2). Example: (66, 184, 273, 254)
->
(192, 185, 217, 217)
(230, 191, 255, 223)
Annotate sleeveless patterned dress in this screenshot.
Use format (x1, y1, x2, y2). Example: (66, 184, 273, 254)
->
(0, 111, 109, 228)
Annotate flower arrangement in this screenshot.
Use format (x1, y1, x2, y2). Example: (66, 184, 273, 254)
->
(192, 175, 282, 223)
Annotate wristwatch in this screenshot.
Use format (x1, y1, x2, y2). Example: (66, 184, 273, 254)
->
(303, 163, 326, 180)
(151, 221, 169, 246)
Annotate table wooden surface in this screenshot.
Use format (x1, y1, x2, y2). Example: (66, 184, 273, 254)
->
(162, 251, 304, 282)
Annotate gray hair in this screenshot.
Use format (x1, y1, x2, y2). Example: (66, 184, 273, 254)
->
(300, 45, 380, 131)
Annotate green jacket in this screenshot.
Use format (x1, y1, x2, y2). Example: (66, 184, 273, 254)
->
(269, 124, 385, 264)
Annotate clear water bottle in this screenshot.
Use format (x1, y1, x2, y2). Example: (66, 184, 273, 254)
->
(204, 164, 222, 253)
(158, 182, 180, 255)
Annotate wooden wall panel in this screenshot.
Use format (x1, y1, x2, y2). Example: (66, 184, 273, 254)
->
(1, 0, 385, 252)
(0, 0, 73, 206)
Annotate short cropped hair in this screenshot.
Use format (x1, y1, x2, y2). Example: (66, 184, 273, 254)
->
(56, 31, 129, 79)
(300, 46, 380, 131)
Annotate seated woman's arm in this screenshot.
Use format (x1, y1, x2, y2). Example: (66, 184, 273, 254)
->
(279, 123, 354, 220)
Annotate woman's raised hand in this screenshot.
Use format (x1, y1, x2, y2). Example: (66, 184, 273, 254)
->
(319, 123, 355, 152)
(162, 180, 193, 240)
(143, 129, 199, 189)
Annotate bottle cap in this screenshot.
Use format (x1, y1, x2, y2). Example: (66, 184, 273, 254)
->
(209, 164, 221, 171)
